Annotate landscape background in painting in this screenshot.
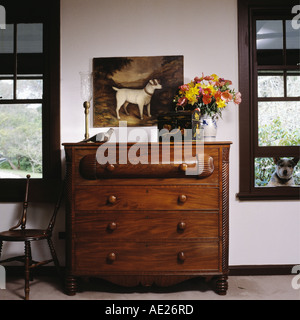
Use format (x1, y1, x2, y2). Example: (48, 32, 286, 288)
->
(93, 55, 183, 127)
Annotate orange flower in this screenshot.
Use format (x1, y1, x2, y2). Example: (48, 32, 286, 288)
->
(202, 87, 212, 96)
(221, 90, 233, 102)
(215, 90, 222, 100)
(203, 75, 214, 81)
(202, 94, 212, 104)
(179, 84, 190, 92)
(177, 97, 188, 107)
(194, 76, 203, 83)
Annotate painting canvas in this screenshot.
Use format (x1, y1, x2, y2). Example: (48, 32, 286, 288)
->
(93, 55, 183, 127)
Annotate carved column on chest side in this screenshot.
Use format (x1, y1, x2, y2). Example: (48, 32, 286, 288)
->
(216, 146, 230, 295)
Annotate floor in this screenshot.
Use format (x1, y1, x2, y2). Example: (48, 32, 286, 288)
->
(1, 274, 299, 300)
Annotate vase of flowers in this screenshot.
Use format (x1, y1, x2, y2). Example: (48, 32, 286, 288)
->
(201, 114, 218, 141)
(174, 73, 242, 140)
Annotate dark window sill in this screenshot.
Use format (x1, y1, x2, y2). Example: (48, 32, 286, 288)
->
(237, 187, 300, 201)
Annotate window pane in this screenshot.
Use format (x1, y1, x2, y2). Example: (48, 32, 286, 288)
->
(0, 24, 13, 53)
(258, 71, 284, 97)
(256, 20, 283, 65)
(0, 24, 14, 75)
(258, 101, 300, 146)
(17, 24, 43, 53)
(17, 79, 43, 99)
(17, 23, 44, 76)
(0, 79, 13, 99)
(0, 104, 43, 178)
(255, 157, 300, 187)
(287, 71, 300, 97)
(286, 20, 300, 66)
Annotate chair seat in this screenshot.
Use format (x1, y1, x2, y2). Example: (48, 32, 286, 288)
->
(0, 229, 49, 242)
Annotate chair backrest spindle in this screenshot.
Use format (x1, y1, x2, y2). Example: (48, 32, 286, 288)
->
(8, 175, 64, 233)
(47, 179, 65, 234)
(9, 175, 31, 231)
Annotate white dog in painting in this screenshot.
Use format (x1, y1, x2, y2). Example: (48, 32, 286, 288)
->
(113, 79, 162, 120)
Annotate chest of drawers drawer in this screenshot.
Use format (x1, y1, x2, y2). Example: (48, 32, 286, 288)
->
(74, 185, 219, 211)
(75, 142, 220, 185)
(74, 240, 220, 273)
(74, 212, 219, 240)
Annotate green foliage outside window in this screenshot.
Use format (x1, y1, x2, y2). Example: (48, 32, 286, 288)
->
(0, 105, 42, 178)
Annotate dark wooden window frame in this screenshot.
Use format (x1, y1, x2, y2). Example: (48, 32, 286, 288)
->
(0, 0, 61, 202)
(237, 0, 300, 200)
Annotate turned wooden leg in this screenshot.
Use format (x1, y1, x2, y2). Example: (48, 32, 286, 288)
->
(47, 238, 61, 278)
(27, 242, 34, 281)
(24, 241, 31, 300)
(65, 274, 77, 296)
(216, 275, 228, 295)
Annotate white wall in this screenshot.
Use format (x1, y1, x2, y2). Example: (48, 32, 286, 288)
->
(1, 0, 299, 267)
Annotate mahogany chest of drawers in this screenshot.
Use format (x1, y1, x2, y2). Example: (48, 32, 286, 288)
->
(63, 141, 231, 295)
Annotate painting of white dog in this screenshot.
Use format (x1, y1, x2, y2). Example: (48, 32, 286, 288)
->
(93, 56, 183, 127)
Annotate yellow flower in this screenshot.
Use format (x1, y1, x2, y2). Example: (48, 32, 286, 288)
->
(211, 74, 219, 81)
(188, 81, 195, 88)
(185, 92, 198, 105)
(207, 84, 217, 95)
(190, 86, 200, 96)
(216, 98, 226, 108)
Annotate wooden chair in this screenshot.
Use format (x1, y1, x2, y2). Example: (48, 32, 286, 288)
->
(0, 175, 64, 300)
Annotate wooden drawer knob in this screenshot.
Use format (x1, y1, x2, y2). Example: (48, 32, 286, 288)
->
(106, 164, 115, 172)
(108, 195, 117, 204)
(178, 194, 187, 203)
(107, 252, 116, 263)
(107, 222, 117, 231)
(177, 251, 186, 262)
(179, 163, 188, 172)
(177, 222, 186, 231)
